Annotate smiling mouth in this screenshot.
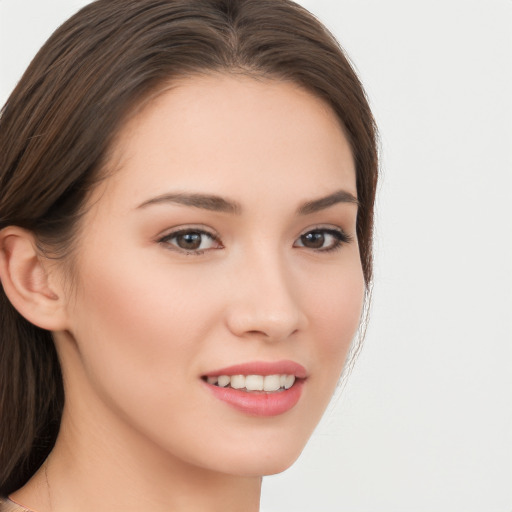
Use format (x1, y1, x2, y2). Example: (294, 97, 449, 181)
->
(201, 362, 306, 415)
(202, 374, 296, 392)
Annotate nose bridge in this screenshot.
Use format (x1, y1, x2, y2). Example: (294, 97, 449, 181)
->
(226, 243, 307, 341)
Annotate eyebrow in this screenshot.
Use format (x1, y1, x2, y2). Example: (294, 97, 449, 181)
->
(137, 192, 241, 214)
(136, 189, 358, 215)
(297, 190, 359, 215)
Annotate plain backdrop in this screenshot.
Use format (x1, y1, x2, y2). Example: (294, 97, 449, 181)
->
(1, 1, 511, 511)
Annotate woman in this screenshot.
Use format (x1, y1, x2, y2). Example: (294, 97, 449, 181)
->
(0, 0, 378, 510)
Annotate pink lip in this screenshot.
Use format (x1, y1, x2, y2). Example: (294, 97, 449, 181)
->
(201, 360, 307, 417)
(202, 360, 307, 379)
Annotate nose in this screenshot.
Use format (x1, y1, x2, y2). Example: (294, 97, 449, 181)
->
(224, 250, 308, 342)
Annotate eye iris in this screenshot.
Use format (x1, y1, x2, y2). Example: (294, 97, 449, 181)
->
(176, 232, 202, 250)
(302, 231, 325, 249)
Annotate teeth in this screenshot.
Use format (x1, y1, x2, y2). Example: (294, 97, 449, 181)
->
(217, 375, 230, 387)
(283, 375, 295, 389)
(206, 374, 296, 392)
(230, 375, 245, 389)
(245, 375, 264, 391)
(263, 375, 281, 391)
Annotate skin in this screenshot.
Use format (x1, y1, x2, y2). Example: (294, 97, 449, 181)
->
(11, 75, 364, 512)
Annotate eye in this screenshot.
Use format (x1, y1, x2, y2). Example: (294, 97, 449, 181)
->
(294, 228, 352, 252)
(159, 228, 222, 254)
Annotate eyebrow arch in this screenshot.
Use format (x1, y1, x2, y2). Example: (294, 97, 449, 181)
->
(137, 192, 242, 214)
(297, 190, 359, 215)
(136, 189, 358, 215)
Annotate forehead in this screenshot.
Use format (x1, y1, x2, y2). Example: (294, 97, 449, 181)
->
(99, 74, 356, 211)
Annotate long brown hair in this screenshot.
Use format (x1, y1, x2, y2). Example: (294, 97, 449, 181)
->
(0, 0, 378, 495)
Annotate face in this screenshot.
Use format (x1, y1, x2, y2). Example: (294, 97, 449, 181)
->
(55, 75, 364, 477)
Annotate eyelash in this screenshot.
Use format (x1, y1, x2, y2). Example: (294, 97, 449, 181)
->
(158, 228, 222, 255)
(294, 228, 353, 253)
(158, 226, 352, 255)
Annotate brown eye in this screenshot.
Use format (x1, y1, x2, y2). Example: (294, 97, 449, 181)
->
(176, 232, 202, 250)
(160, 229, 221, 254)
(300, 231, 325, 249)
(294, 228, 351, 252)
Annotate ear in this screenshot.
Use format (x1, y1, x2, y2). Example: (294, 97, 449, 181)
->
(0, 226, 69, 331)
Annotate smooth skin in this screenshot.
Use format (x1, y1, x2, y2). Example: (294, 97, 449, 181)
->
(1, 75, 364, 512)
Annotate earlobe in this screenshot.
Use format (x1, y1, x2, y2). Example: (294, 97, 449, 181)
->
(0, 227, 68, 331)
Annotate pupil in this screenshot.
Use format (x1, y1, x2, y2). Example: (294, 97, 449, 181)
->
(177, 233, 201, 250)
(302, 231, 324, 249)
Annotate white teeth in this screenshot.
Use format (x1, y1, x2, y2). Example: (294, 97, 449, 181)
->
(263, 375, 281, 391)
(230, 375, 245, 389)
(284, 375, 295, 389)
(217, 375, 230, 387)
(206, 374, 297, 391)
(245, 375, 264, 391)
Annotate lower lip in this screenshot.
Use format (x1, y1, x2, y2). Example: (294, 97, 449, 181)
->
(203, 379, 305, 417)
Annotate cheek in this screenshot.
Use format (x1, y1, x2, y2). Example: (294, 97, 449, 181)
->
(67, 250, 218, 408)
(302, 258, 365, 402)
(308, 258, 364, 349)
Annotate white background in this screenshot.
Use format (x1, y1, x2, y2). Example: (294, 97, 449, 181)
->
(1, 1, 511, 511)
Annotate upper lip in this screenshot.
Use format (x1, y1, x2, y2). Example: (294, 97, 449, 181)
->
(202, 360, 307, 379)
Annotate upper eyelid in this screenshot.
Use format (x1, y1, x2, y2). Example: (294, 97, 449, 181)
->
(158, 225, 219, 240)
(297, 227, 351, 241)
(297, 224, 352, 238)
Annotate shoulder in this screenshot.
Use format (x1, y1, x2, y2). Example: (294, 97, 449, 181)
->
(0, 497, 34, 512)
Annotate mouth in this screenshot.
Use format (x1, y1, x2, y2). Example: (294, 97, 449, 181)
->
(201, 361, 306, 416)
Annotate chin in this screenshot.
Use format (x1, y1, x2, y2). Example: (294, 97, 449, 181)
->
(201, 431, 310, 478)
